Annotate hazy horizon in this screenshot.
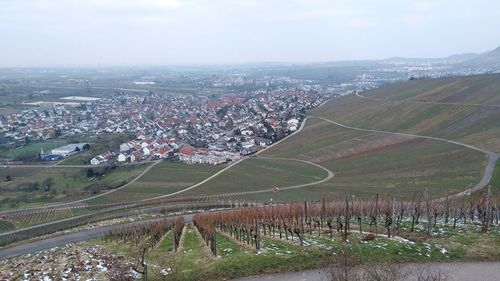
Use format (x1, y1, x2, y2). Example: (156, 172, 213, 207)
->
(1, 0, 499, 67)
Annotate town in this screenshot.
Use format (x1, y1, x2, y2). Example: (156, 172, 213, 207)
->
(0, 89, 324, 165)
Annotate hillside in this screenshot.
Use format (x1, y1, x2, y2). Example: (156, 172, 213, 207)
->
(458, 47, 500, 69)
(313, 74, 500, 152)
(178, 74, 500, 202)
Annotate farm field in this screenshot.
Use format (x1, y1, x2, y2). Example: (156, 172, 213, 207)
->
(181, 158, 329, 197)
(0, 164, 148, 210)
(311, 74, 500, 152)
(86, 162, 225, 204)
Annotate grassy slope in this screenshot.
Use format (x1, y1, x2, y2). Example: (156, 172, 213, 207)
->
(87, 162, 224, 204)
(312, 74, 500, 152)
(243, 118, 486, 202)
(182, 158, 328, 197)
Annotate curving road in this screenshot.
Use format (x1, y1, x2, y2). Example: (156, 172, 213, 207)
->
(311, 115, 499, 197)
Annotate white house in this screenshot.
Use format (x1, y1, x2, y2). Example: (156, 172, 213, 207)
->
(90, 156, 105, 165)
(117, 153, 127, 162)
(90, 151, 115, 165)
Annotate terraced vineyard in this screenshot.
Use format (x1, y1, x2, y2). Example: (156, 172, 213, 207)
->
(96, 190, 499, 281)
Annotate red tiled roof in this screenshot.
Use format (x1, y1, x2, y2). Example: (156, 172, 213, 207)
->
(158, 146, 171, 154)
(179, 146, 194, 155)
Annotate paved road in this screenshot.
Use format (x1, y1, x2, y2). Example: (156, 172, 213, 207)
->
(312, 116, 499, 197)
(0, 214, 193, 260)
(233, 262, 500, 281)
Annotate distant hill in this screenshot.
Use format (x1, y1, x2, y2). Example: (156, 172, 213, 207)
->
(457, 46, 500, 69)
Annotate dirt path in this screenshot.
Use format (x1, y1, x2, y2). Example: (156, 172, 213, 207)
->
(312, 116, 499, 197)
(232, 262, 500, 281)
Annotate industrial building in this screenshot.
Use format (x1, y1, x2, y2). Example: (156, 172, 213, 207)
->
(50, 143, 88, 157)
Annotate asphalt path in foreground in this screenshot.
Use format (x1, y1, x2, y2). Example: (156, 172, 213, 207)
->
(233, 262, 500, 281)
(0, 214, 193, 260)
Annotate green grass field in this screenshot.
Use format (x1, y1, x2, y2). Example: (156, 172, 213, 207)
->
(491, 161, 500, 188)
(181, 158, 329, 197)
(490, 160, 500, 200)
(87, 162, 225, 204)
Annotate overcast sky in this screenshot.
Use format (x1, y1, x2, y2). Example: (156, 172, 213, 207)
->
(1, 0, 499, 66)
